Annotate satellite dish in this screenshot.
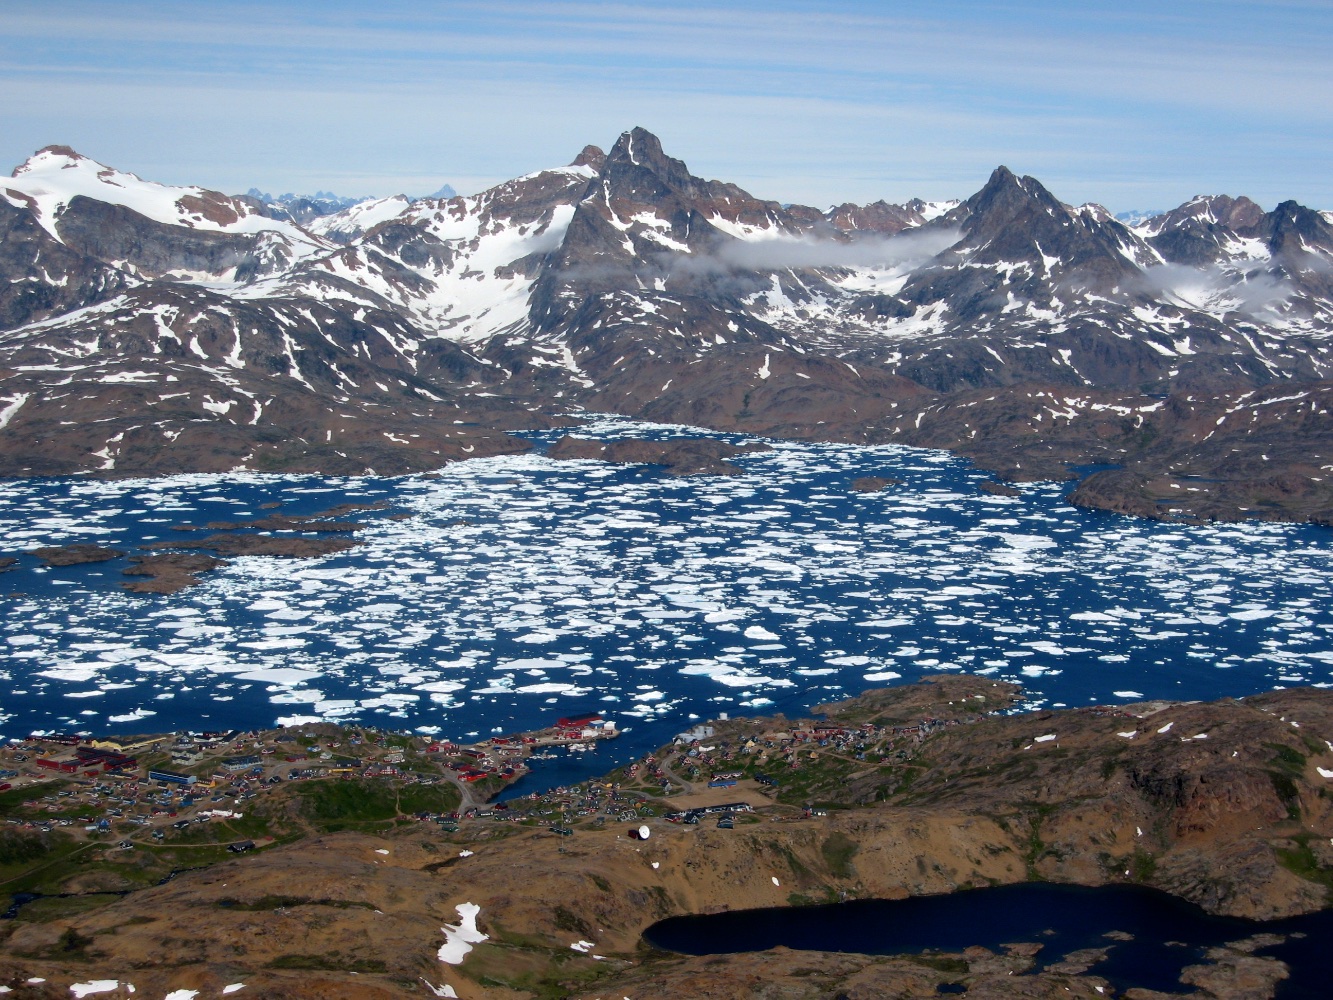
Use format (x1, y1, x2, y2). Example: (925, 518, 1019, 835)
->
(638, 825, 651, 840)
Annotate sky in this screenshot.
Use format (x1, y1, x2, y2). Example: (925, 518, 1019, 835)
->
(3, 1, 1331, 213)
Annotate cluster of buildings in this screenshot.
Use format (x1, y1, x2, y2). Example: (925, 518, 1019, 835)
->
(4, 726, 434, 840)
(663, 801, 754, 825)
(3, 711, 624, 843)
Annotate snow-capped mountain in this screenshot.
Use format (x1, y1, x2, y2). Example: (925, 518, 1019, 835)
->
(2, 129, 1332, 523)
(306, 195, 413, 244)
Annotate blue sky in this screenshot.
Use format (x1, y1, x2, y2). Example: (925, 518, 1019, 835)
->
(4, 1, 1330, 212)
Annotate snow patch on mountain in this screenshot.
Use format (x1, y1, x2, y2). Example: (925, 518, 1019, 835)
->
(7, 147, 319, 246)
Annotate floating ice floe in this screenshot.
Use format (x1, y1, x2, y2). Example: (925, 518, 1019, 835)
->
(107, 708, 156, 723)
(1229, 608, 1275, 621)
(5, 417, 1333, 753)
(863, 670, 902, 682)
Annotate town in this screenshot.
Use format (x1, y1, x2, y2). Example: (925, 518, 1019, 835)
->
(0, 712, 620, 854)
(0, 690, 1023, 857)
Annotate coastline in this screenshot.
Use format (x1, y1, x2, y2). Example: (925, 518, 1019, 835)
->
(3, 676, 1332, 997)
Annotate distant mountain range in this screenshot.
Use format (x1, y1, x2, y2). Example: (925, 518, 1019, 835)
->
(3, 130, 1332, 524)
(244, 184, 458, 235)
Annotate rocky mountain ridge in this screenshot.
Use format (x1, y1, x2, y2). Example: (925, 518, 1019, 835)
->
(3, 131, 1332, 523)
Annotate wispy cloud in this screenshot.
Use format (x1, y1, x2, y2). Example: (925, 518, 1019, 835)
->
(1133, 262, 1295, 318)
(2, 1, 1330, 210)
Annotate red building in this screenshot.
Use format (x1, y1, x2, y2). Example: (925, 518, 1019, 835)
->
(556, 713, 602, 729)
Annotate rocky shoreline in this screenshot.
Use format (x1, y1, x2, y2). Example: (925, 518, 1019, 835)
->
(2, 677, 1331, 997)
(7, 502, 400, 596)
(13, 404, 1333, 528)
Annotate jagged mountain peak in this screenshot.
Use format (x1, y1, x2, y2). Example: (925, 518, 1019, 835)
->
(13, 144, 93, 175)
(946, 164, 1139, 271)
(962, 166, 1065, 221)
(936, 167, 1065, 256)
(1076, 203, 1116, 224)
(11, 146, 140, 192)
(602, 127, 695, 194)
(1266, 199, 1333, 256)
(609, 126, 665, 161)
(890, 166, 1158, 324)
(571, 145, 606, 171)
(584, 128, 806, 241)
(825, 198, 959, 236)
(1140, 193, 1333, 267)
(1140, 194, 1266, 236)
(307, 194, 414, 244)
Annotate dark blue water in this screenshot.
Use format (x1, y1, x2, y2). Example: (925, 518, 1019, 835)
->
(2, 417, 1332, 795)
(644, 882, 1333, 997)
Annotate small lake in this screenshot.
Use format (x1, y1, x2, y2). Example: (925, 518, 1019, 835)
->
(643, 882, 1333, 997)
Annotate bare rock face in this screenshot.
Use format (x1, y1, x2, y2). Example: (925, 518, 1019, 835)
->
(55, 195, 269, 280)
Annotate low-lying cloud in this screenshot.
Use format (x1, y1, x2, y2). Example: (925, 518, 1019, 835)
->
(669, 226, 961, 277)
(1132, 262, 1294, 318)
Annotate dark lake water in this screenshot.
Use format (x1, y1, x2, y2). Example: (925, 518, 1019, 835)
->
(2, 417, 1332, 793)
(643, 882, 1333, 998)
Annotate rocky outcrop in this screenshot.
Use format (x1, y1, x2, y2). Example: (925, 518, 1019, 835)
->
(29, 544, 123, 566)
(851, 475, 900, 492)
(121, 552, 228, 594)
